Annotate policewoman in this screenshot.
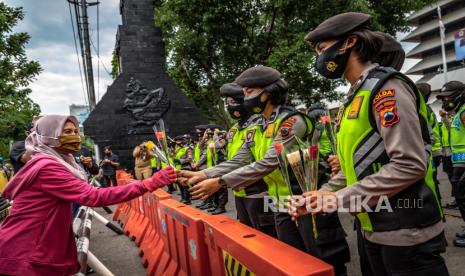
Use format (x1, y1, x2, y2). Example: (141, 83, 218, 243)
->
(437, 81, 465, 247)
(184, 66, 349, 274)
(221, 82, 276, 236)
(298, 12, 448, 275)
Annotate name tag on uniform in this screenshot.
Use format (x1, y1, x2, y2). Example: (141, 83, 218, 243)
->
(227, 128, 237, 143)
(347, 96, 364, 119)
(245, 129, 256, 147)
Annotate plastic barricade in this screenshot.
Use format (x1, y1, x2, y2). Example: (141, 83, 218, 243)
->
(143, 190, 172, 276)
(203, 215, 334, 276)
(152, 198, 211, 276)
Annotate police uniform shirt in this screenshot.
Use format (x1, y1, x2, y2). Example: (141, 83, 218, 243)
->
(320, 63, 444, 246)
(204, 106, 308, 190)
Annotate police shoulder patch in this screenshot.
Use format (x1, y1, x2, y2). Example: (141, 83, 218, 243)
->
(373, 89, 395, 105)
(377, 100, 400, 127)
(278, 117, 297, 138)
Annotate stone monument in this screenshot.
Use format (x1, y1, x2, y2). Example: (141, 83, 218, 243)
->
(84, 0, 208, 169)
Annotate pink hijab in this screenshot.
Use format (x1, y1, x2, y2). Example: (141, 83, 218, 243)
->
(25, 115, 87, 180)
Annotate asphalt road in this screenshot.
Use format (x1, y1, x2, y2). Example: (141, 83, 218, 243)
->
(90, 167, 465, 276)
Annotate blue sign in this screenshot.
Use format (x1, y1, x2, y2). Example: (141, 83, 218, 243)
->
(455, 28, 465, 61)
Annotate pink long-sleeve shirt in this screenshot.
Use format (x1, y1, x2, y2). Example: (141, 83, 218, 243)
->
(0, 154, 147, 276)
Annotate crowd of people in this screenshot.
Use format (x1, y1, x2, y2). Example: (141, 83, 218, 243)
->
(1, 11, 465, 276)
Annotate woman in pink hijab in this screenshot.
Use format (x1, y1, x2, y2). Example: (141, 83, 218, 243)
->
(0, 115, 176, 276)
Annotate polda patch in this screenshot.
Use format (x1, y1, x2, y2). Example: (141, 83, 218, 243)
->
(373, 89, 395, 105)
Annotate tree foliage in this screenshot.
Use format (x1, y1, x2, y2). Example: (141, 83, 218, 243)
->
(154, 0, 433, 127)
(0, 2, 42, 158)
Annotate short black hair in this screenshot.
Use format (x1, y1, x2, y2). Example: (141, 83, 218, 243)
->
(350, 29, 383, 63)
(104, 146, 112, 151)
(263, 78, 288, 105)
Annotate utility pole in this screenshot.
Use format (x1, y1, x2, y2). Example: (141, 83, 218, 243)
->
(80, 0, 96, 110)
(437, 5, 448, 84)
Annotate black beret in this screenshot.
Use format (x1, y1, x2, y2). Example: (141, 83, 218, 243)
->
(416, 83, 431, 97)
(437, 81, 465, 98)
(235, 66, 281, 88)
(305, 12, 371, 44)
(206, 124, 222, 130)
(220, 82, 244, 99)
(194, 125, 208, 130)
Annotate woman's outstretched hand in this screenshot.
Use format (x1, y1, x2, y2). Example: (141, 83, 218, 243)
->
(143, 167, 177, 191)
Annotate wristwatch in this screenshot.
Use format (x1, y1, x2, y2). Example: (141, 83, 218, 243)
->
(218, 177, 227, 188)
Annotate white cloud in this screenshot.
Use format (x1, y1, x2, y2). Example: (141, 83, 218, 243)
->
(3, 0, 120, 115)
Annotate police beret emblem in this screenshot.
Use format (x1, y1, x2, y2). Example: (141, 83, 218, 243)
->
(325, 61, 338, 72)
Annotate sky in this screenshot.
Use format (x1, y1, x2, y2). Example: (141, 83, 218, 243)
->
(4, 0, 421, 114)
(4, 0, 121, 115)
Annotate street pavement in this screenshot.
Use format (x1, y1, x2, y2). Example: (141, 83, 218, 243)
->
(90, 167, 464, 275)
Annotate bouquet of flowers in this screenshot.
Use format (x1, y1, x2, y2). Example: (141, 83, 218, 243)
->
(152, 119, 173, 168)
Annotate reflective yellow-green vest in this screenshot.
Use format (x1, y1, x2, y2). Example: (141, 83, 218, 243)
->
(150, 157, 159, 170)
(193, 143, 201, 162)
(441, 122, 450, 148)
(450, 104, 465, 165)
(316, 123, 332, 158)
(246, 107, 314, 205)
(175, 147, 189, 170)
(226, 125, 247, 197)
(336, 68, 442, 232)
(427, 105, 442, 154)
(227, 123, 268, 197)
(161, 156, 175, 169)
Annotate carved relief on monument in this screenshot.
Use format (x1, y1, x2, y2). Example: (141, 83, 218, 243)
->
(123, 77, 170, 130)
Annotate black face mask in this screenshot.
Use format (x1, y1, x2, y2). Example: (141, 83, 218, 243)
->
(315, 39, 352, 79)
(442, 101, 456, 112)
(227, 102, 249, 121)
(244, 91, 268, 114)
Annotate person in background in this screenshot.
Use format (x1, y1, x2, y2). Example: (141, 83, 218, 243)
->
(74, 146, 99, 177)
(101, 146, 119, 187)
(9, 117, 41, 174)
(0, 156, 11, 192)
(133, 141, 154, 180)
(178, 147, 194, 205)
(437, 81, 465, 247)
(0, 115, 176, 276)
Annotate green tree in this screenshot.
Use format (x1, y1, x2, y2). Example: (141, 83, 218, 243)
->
(154, 0, 433, 127)
(0, 2, 42, 157)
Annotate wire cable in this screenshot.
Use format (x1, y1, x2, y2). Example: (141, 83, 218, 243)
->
(68, 0, 89, 108)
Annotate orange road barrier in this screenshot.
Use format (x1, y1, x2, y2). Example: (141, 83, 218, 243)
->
(140, 189, 171, 274)
(203, 215, 334, 276)
(151, 198, 211, 276)
(111, 170, 333, 276)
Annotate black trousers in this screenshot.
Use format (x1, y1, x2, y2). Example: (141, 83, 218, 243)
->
(442, 155, 454, 184)
(273, 212, 350, 276)
(211, 187, 228, 209)
(234, 196, 277, 238)
(452, 167, 465, 220)
(179, 184, 191, 202)
(102, 174, 117, 187)
(432, 156, 442, 201)
(361, 232, 448, 276)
